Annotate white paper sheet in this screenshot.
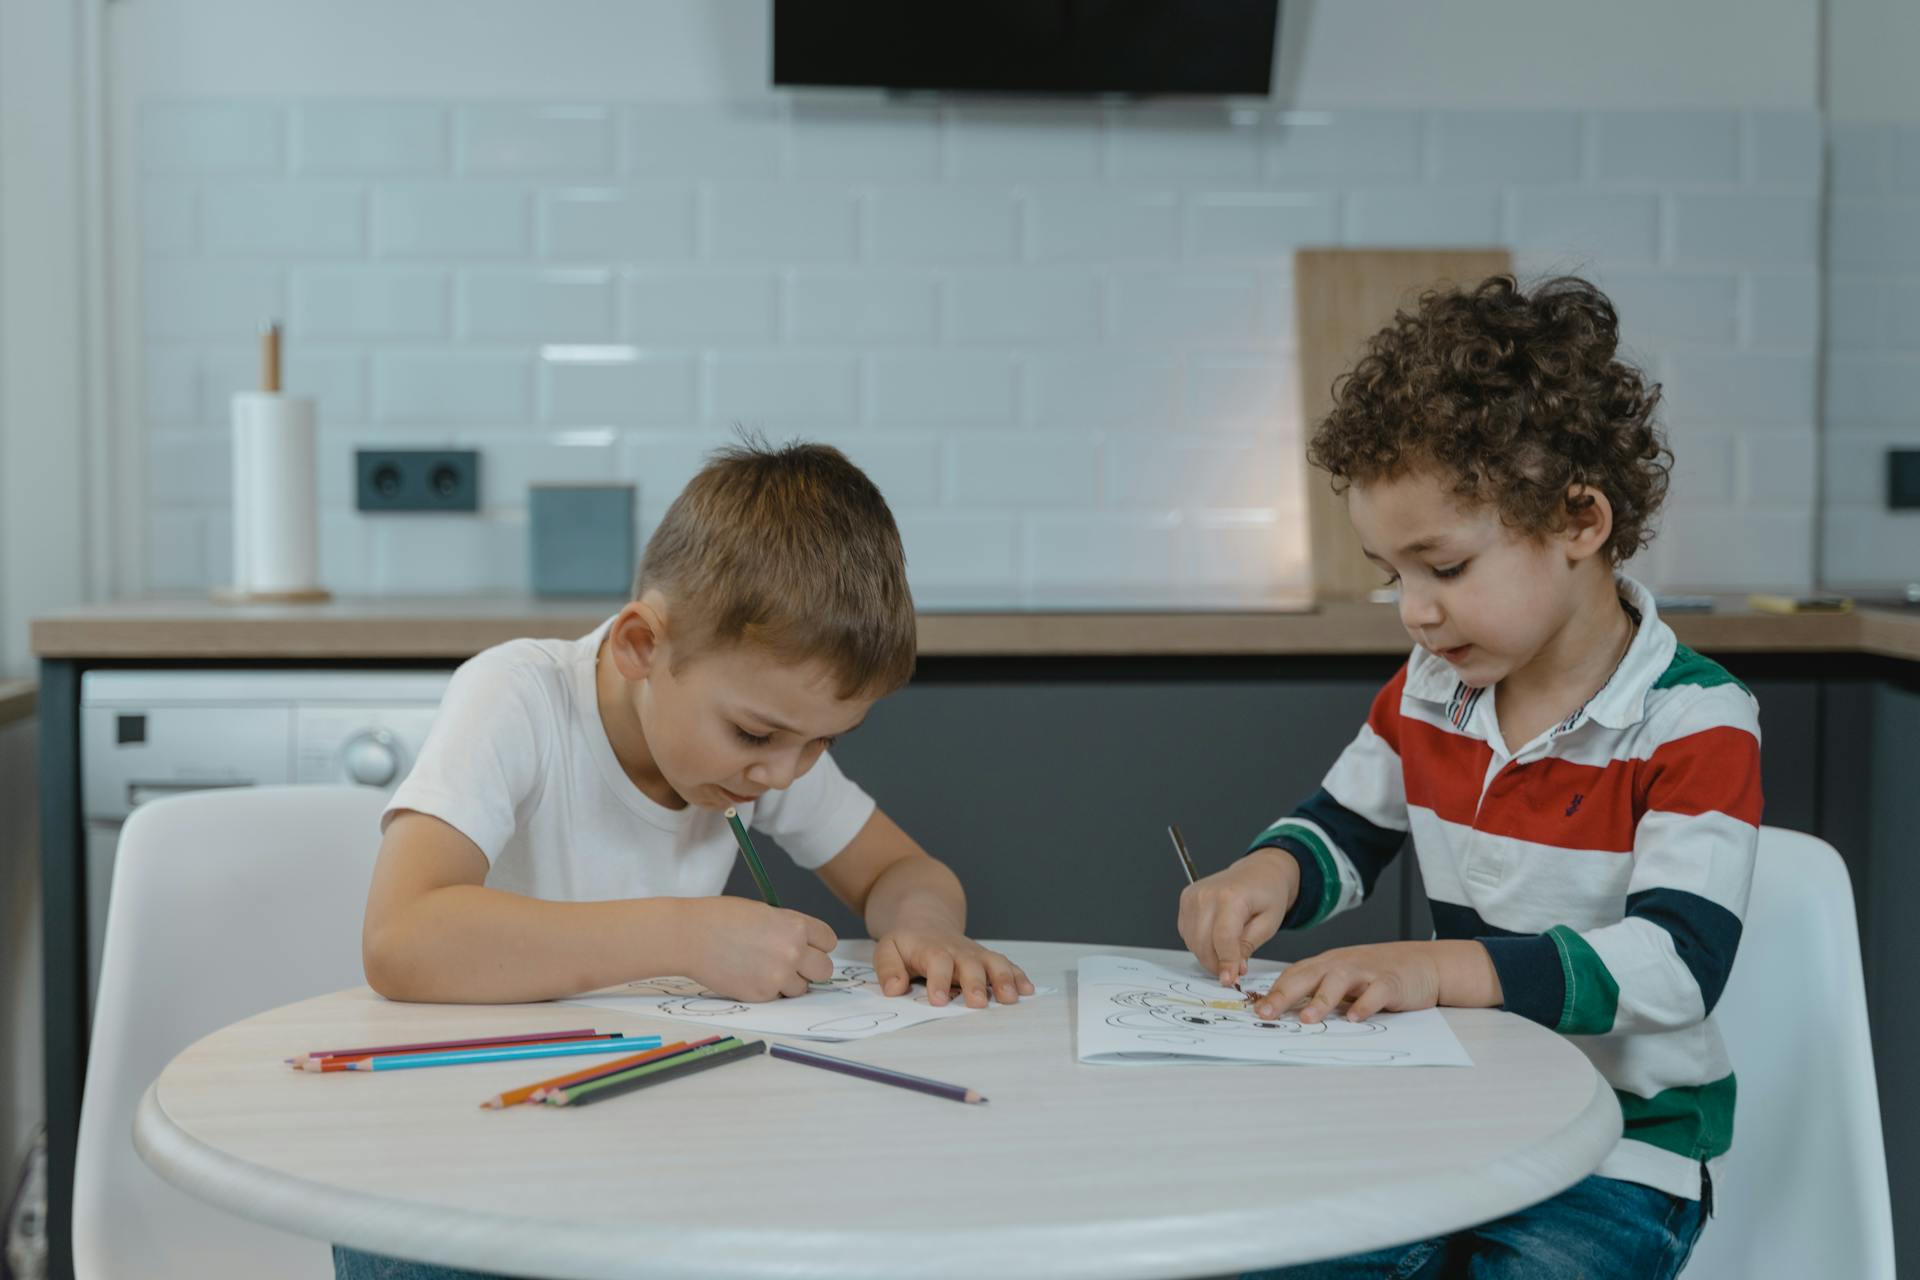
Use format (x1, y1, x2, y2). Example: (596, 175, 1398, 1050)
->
(1076, 955, 1472, 1066)
(562, 948, 1054, 1041)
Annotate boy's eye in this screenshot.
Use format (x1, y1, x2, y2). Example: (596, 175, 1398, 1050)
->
(1433, 562, 1467, 580)
(1380, 572, 1401, 587)
(733, 726, 774, 747)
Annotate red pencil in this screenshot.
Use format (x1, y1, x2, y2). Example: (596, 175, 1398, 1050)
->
(289, 1028, 614, 1074)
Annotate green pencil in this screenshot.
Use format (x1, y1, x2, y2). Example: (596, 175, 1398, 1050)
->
(724, 806, 781, 907)
(545, 1036, 764, 1107)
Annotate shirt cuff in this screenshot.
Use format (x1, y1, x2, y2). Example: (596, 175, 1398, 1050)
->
(1480, 934, 1567, 1029)
(1247, 837, 1327, 930)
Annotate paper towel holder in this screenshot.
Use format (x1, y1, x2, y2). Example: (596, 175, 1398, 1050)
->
(214, 322, 332, 605)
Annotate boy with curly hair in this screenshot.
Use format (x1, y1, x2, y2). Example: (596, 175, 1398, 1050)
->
(1180, 276, 1760, 1278)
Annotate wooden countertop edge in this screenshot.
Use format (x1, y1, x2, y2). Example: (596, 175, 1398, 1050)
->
(29, 604, 1920, 662)
(0, 680, 37, 728)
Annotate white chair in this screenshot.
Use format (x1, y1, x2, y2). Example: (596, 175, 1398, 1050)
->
(1684, 826, 1895, 1279)
(73, 784, 389, 1279)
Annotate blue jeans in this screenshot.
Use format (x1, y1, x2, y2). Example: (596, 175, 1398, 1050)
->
(333, 1246, 522, 1280)
(1243, 1174, 1709, 1280)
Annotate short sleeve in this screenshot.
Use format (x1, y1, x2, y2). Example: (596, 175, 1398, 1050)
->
(747, 749, 876, 870)
(383, 651, 552, 863)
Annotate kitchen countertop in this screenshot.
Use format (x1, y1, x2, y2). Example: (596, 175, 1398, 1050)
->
(27, 595, 1914, 662)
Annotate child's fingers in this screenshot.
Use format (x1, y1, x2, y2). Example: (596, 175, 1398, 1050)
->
(1346, 978, 1393, 1022)
(1297, 970, 1355, 1024)
(1209, 903, 1254, 989)
(1177, 890, 1218, 975)
(922, 951, 956, 1007)
(871, 938, 912, 996)
(1254, 963, 1318, 1019)
(797, 945, 835, 984)
(800, 913, 838, 954)
(953, 955, 990, 1007)
(983, 953, 1028, 1002)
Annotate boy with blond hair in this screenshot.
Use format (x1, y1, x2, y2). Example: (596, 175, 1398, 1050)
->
(1182, 277, 1760, 1278)
(342, 440, 1030, 1278)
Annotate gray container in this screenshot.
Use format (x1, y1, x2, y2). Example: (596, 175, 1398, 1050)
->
(529, 483, 636, 597)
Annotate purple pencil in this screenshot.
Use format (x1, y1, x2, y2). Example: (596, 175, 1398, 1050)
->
(769, 1042, 987, 1105)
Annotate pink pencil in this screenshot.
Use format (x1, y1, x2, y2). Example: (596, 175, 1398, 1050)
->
(285, 1028, 599, 1066)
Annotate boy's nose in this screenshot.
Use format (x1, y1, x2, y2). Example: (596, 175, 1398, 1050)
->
(1398, 586, 1443, 630)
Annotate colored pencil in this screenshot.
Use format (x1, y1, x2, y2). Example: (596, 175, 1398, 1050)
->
(480, 1038, 715, 1109)
(296, 1032, 625, 1072)
(527, 1035, 729, 1103)
(769, 1042, 987, 1105)
(1167, 822, 1246, 997)
(1167, 823, 1200, 884)
(341, 1035, 661, 1072)
(290, 1028, 600, 1064)
(545, 1037, 764, 1107)
(723, 806, 781, 907)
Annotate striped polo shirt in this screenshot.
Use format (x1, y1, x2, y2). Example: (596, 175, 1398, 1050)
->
(1251, 574, 1761, 1201)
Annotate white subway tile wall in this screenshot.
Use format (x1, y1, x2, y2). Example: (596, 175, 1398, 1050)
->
(140, 100, 1823, 596)
(1824, 121, 1920, 588)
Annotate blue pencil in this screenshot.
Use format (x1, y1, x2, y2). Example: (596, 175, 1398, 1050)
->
(342, 1035, 663, 1071)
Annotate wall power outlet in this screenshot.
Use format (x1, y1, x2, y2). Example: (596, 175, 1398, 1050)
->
(355, 449, 480, 512)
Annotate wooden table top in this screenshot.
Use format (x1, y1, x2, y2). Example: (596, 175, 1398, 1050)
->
(137, 941, 1621, 1279)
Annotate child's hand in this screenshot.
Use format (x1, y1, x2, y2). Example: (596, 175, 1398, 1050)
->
(681, 897, 838, 1002)
(1252, 940, 1501, 1022)
(872, 929, 1035, 1008)
(1177, 848, 1300, 989)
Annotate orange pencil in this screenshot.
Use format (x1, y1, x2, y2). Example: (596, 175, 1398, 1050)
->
(481, 1037, 712, 1109)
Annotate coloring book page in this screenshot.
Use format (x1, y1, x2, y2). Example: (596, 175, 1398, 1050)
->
(1076, 955, 1471, 1067)
(563, 948, 1055, 1041)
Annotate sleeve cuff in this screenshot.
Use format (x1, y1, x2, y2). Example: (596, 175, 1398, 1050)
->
(1247, 837, 1327, 930)
(1480, 934, 1567, 1029)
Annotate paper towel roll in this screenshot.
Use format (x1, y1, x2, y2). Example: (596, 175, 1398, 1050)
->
(229, 391, 320, 595)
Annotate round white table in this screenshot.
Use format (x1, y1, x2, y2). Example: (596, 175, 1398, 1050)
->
(135, 941, 1621, 1280)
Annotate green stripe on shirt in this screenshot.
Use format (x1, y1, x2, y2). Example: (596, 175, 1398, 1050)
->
(1548, 924, 1620, 1035)
(1618, 1073, 1737, 1161)
(1257, 822, 1341, 927)
(1654, 643, 1750, 695)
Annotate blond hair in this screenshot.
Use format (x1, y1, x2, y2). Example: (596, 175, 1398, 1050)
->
(635, 439, 917, 697)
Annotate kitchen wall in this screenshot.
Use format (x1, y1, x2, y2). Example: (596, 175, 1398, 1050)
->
(114, 0, 1825, 601)
(1820, 0, 1920, 590)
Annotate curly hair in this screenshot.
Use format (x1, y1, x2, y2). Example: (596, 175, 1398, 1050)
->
(1308, 274, 1671, 565)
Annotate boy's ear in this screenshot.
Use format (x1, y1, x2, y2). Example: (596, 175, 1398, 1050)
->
(1562, 485, 1614, 563)
(606, 595, 669, 681)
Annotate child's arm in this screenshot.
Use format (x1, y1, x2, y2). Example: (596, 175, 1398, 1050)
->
(813, 808, 1035, 1008)
(1180, 667, 1413, 986)
(1256, 687, 1763, 1030)
(362, 810, 837, 1004)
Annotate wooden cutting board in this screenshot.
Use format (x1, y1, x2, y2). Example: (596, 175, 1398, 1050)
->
(1294, 247, 1513, 601)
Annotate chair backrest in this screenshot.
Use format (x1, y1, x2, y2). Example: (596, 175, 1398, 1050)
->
(1684, 826, 1895, 1279)
(73, 784, 389, 1279)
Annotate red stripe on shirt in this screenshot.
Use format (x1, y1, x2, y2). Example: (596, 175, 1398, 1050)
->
(1364, 665, 1409, 755)
(1634, 725, 1765, 827)
(1472, 754, 1641, 852)
(1399, 716, 1494, 826)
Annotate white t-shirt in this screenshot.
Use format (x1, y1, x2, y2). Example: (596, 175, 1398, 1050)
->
(384, 618, 877, 903)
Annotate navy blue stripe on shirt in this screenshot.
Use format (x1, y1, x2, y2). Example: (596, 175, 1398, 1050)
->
(1430, 899, 1565, 1028)
(1428, 898, 1528, 940)
(1625, 887, 1745, 1015)
(1292, 787, 1406, 899)
(1262, 837, 1327, 930)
